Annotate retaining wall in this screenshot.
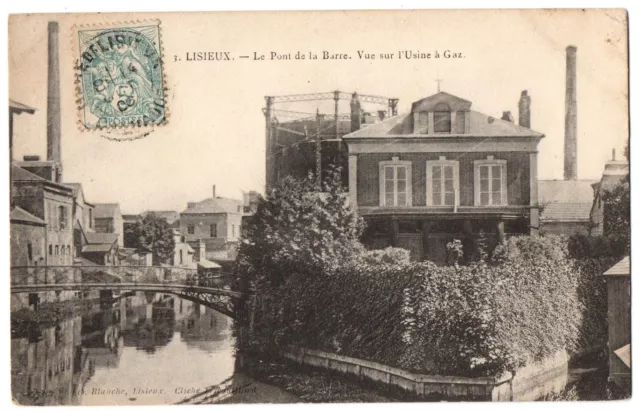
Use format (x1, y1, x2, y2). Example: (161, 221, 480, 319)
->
(282, 346, 568, 401)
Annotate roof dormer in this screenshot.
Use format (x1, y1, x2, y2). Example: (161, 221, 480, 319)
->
(411, 92, 471, 135)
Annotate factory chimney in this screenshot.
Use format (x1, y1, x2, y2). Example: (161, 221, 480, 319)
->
(47, 21, 62, 182)
(350, 92, 362, 132)
(564, 45, 578, 181)
(518, 90, 531, 128)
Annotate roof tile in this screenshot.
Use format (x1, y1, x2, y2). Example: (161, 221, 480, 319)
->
(344, 110, 543, 139)
(181, 197, 242, 215)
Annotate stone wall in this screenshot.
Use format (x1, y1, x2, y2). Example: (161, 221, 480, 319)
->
(282, 346, 569, 401)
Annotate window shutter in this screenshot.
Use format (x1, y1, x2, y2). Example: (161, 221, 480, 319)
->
(501, 163, 508, 205)
(426, 164, 432, 205)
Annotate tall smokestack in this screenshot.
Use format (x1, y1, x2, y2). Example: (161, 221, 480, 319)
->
(518, 90, 531, 128)
(564, 45, 578, 181)
(47, 21, 62, 172)
(350, 92, 362, 132)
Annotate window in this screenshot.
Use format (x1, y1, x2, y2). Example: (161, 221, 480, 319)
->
(55, 245, 59, 256)
(187, 225, 195, 235)
(474, 157, 507, 206)
(455, 110, 466, 134)
(379, 157, 412, 207)
(179, 249, 183, 264)
(417, 111, 428, 134)
(58, 206, 67, 230)
(210, 224, 217, 238)
(49, 244, 53, 256)
(433, 103, 451, 133)
(48, 204, 57, 230)
(232, 224, 235, 237)
(426, 158, 460, 206)
(27, 243, 33, 263)
(67, 245, 71, 256)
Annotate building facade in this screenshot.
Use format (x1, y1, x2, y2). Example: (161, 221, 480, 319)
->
(172, 229, 197, 269)
(590, 158, 629, 237)
(11, 165, 75, 267)
(94, 203, 124, 247)
(538, 180, 595, 236)
(343, 91, 544, 264)
(10, 207, 47, 267)
(603, 256, 631, 390)
(180, 186, 243, 261)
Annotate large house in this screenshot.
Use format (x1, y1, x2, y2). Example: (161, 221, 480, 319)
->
(180, 186, 243, 261)
(342, 91, 544, 264)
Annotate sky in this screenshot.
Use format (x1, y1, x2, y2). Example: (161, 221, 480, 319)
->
(8, 9, 628, 214)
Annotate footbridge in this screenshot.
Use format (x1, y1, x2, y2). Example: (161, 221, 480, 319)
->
(10, 265, 252, 321)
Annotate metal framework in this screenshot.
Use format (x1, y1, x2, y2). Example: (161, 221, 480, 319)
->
(10, 265, 250, 321)
(264, 90, 399, 191)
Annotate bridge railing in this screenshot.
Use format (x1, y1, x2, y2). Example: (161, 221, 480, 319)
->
(10, 265, 237, 289)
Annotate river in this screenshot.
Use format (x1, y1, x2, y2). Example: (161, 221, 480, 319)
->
(10, 292, 297, 405)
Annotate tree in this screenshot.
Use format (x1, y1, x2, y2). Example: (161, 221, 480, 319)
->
(236, 167, 364, 290)
(124, 213, 175, 265)
(602, 174, 630, 243)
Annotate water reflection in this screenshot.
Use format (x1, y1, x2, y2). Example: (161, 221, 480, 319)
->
(11, 292, 238, 405)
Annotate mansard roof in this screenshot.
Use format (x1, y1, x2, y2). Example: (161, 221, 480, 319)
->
(343, 110, 543, 139)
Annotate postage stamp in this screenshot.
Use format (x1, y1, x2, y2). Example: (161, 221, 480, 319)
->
(74, 21, 167, 134)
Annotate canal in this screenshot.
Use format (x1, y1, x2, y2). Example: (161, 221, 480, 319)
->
(10, 292, 297, 405)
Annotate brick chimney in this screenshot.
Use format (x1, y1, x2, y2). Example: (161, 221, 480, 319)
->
(212, 185, 216, 198)
(47, 21, 62, 181)
(350, 92, 362, 132)
(518, 90, 531, 128)
(501, 111, 514, 123)
(564, 45, 578, 181)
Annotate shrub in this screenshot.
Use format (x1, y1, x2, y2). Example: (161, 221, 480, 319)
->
(568, 234, 628, 259)
(491, 234, 567, 263)
(358, 247, 411, 265)
(572, 257, 619, 351)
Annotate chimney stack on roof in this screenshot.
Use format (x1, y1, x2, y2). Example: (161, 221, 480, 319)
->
(47, 21, 62, 178)
(564, 45, 578, 181)
(612, 148, 616, 161)
(518, 90, 531, 128)
(501, 111, 514, 123)
(350, 92, 362, 132)
(212, 185, 216, 198)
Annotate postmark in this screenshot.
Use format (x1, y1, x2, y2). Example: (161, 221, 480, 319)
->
(74, 21, 167, 138)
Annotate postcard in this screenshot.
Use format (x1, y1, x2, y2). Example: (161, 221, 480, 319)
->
(8, 9, 630, 405)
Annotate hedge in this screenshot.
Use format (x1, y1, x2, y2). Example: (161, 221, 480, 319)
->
(243, 233, 620, 378)
(568, 234, 628, 259)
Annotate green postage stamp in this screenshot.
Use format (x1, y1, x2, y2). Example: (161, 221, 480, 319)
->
(75, 21, 166, 132)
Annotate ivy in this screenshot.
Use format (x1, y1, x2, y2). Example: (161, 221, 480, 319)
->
(240, 195, 616, 378)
